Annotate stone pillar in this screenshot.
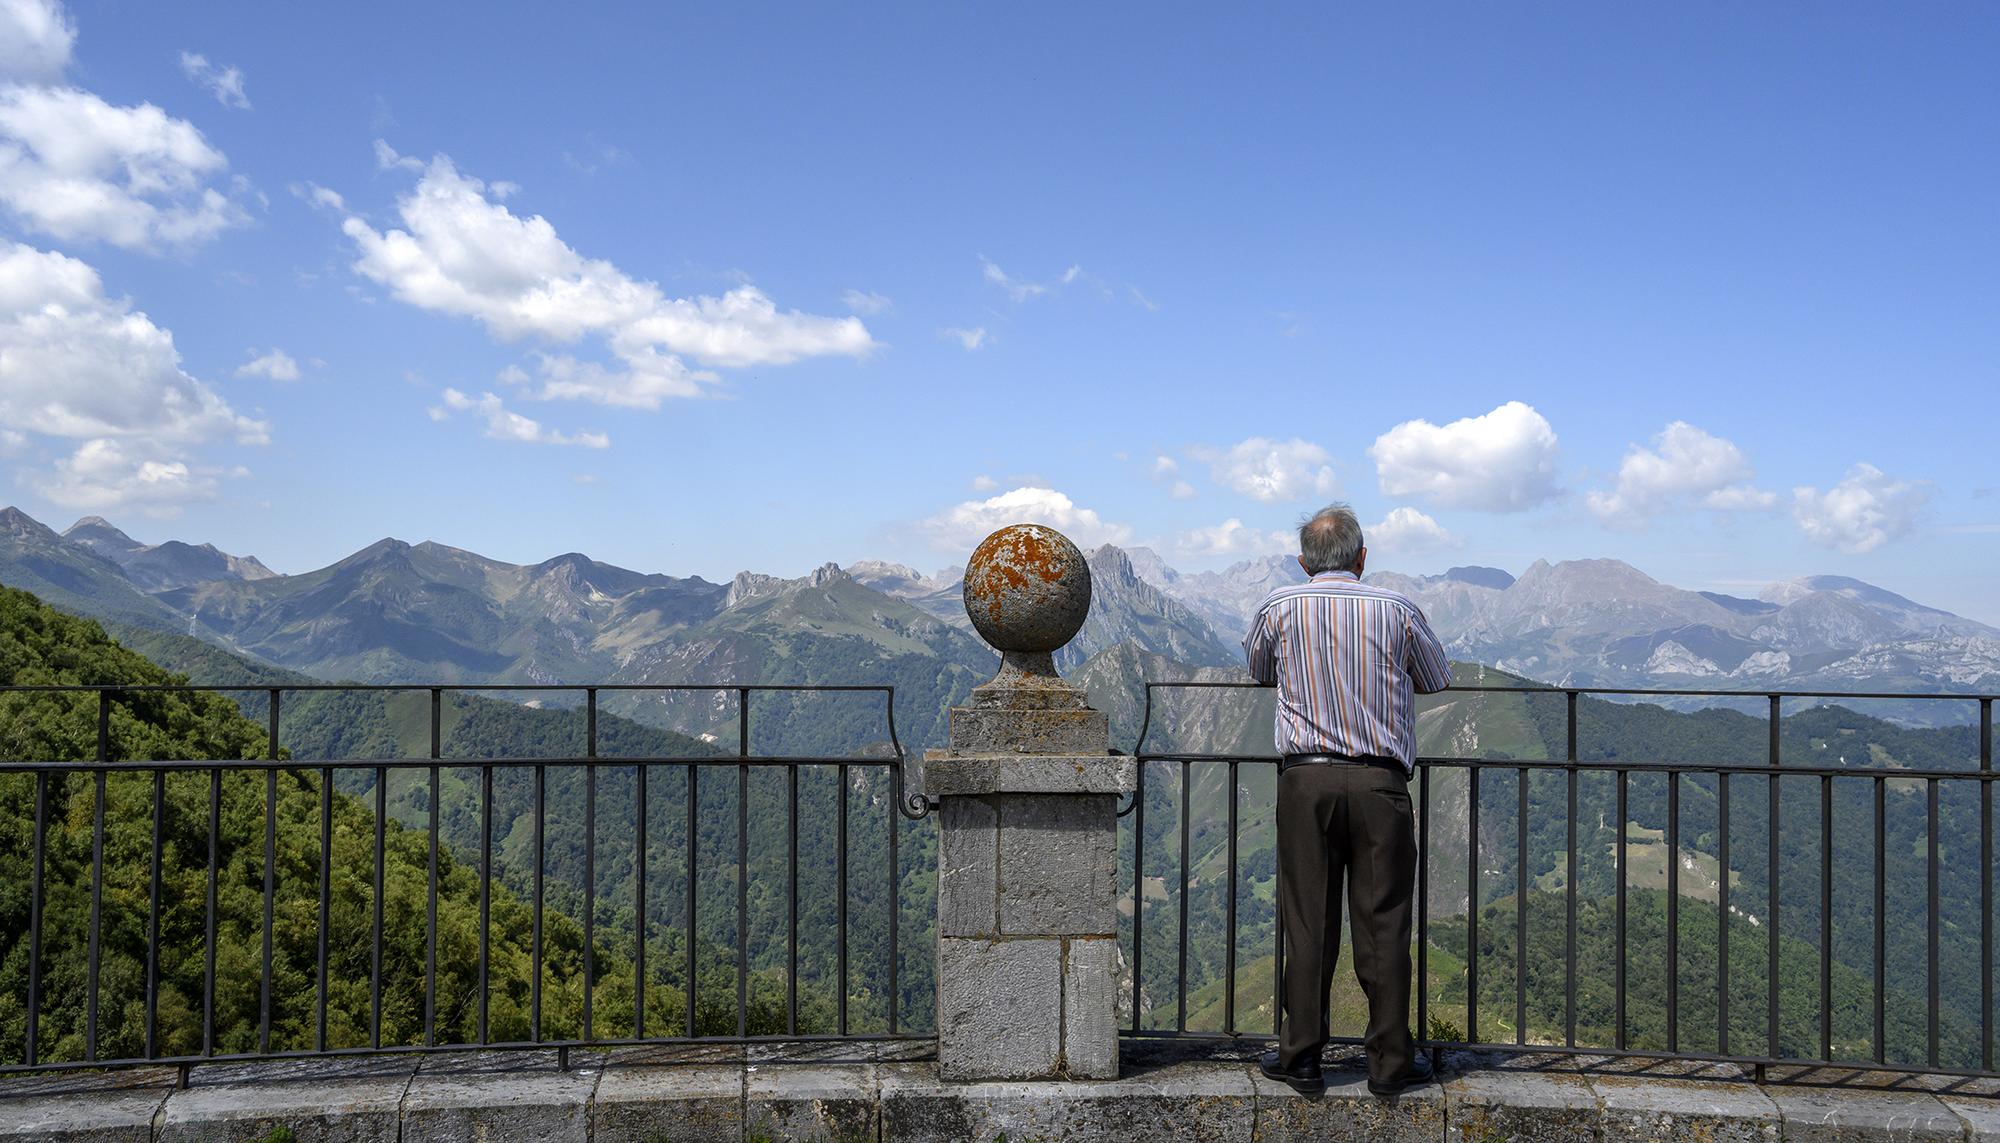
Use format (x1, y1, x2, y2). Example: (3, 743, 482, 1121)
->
(924, 524, 1136, 1082)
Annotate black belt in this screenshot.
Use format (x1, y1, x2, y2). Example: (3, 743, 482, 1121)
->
(1280, 751, 1405, 773)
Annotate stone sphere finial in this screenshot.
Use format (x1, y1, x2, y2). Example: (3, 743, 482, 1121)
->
(962, 525, 1091, 668)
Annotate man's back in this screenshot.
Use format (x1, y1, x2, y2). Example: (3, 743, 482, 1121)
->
(1241, 570, 1451, 769)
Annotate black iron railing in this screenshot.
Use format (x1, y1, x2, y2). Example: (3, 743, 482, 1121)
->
(1123, 681, 1998, 1082)
(0, 683, 932, 1078)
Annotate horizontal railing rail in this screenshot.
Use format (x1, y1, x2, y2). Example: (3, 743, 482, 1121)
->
(0, 682, 932, 1079)
(1124, 681, 1997, 1084)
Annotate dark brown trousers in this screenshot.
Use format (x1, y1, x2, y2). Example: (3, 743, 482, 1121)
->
(1275, 761, 1417, 1085)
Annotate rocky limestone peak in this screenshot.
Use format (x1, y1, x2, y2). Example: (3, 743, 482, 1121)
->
(0, 506, 58, 542)
(1441, 565, 1515, 590)
(847, 559, 923, 582)
(1086, 544, 1140, 586)
(724, 569, 787, 608)
(809, 562, 846, 588)
(63, 515, 136, 545)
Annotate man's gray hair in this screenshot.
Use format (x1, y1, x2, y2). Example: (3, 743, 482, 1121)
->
(1299, 503, 1365, 575)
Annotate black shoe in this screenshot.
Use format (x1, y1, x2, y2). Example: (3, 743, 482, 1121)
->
(1259, 1049, 1325, 1095)
(1367, 1052, 1436, 1097)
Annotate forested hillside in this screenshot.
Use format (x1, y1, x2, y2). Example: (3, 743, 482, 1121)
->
(0, 582, 933, 1065)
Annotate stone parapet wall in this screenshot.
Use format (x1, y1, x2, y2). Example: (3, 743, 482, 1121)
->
(5, 1045, 1997, 1142)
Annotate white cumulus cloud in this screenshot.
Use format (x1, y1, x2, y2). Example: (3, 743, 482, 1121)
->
(0, 240, 265, 447)
(0, 73, 250, 250)
(1172, 518, 1294, 559)
(0, 0, 72, 82)
(1369, 400, 1561, 512)
(235, 347, 299, 381)
(1192, 437, 1340, 503)
(1792, 464, 1930, 554)
(0, 242, 260, 513)
(1367, 506, 1458, 557)
(428, 388, 608, 448)
(33, 436, 244, 516)
(922, 485, 1131, 552)
(1586, 421, 1776, 526)
(335, 150, 873, 408)
(178, 51, 248, 110)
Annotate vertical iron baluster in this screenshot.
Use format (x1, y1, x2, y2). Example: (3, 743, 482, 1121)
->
(1515, 765, 1527, 1046)
(1719, 772, 1732, 1056)
(147, 768, 163, 1059)
(688, 763, 700, 1039)
(787, 763, 799, 1037)
(26, 772, 46, 1066)
(1225, 759, 1239, 1037)
(1614, 767, 1626, 1051)
(533, 762, 545, 1043)
(1928, 776, 1940, 1069)
(635, 762, 647, 1038)
(1667, 770, 1679, 1054)
(1820, 773, 1832, 1062)
(1981, 696, 1993, 1074)
(837, 761, 849, 1037)
(265, 691, 281, 1054)
(261, 767, 276, 1054)
(1133, 760, 1146, 1031)
(1768, 696, 1781, 1064)
(425, 690, 440, 1047)
(424, 764, 439, 1046)
(372, 765, 386, 1049)
(477, 763, 491, 1044)
(584, 689, 596, 1042)
(1873, 776, 1886, 1065)
(317, 765, 331, 1053)
(204, 768, 219, 1056)
(1468, 765, 1481, 1045)
(86, 699, 106, 1062)
(737, 762, 748, 1039)
(1178, 760, 1192, 1033)
(888, 759, 901, 1035)
(738, 688, 749, 1038)
(1417, 763, 1429, 1048)
(1565, 692, 1578, 1050)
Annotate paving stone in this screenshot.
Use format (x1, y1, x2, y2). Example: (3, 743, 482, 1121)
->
(1061, 937, 1120, 1080)
(938, 794, 1000, 938)
(1940, 1096, 2000, 1142)
(1444, 1067, 1600, 1143)
(1250, 1066, 1447, 1142)
(936, 937, 1062, 1080)
(746, 1063, 876, 1143)
(1591, 1075, 1781, 1142)
(997, 794, 1118, 936)
(592, 1065, 741, 1143)
(0, 1088, 168, 1142)
(879, 1060, 1255, 1142)
(1769, 1086, 1966, 1141)
(401, 1052, 599, 1142)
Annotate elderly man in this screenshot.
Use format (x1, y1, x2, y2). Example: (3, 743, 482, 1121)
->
(1244, 503, 1452, 1097)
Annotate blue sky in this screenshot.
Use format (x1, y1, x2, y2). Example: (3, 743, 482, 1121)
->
(1, 2, 1996, 620)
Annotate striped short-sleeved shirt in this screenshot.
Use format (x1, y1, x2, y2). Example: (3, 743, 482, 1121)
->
(1242, 570, 1452, 771)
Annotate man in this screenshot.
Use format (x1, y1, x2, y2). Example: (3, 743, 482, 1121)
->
(1243, 502, 1451, 1097)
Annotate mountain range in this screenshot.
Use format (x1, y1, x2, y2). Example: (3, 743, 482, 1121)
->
(1, 506, 1993, 750)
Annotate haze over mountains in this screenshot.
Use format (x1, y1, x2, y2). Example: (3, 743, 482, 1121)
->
(2, 506, 1994, 747)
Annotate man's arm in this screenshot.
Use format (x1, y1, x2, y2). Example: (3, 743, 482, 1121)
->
(1243, 603, 1279, 686)
(1406, 606, 1452, 694)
